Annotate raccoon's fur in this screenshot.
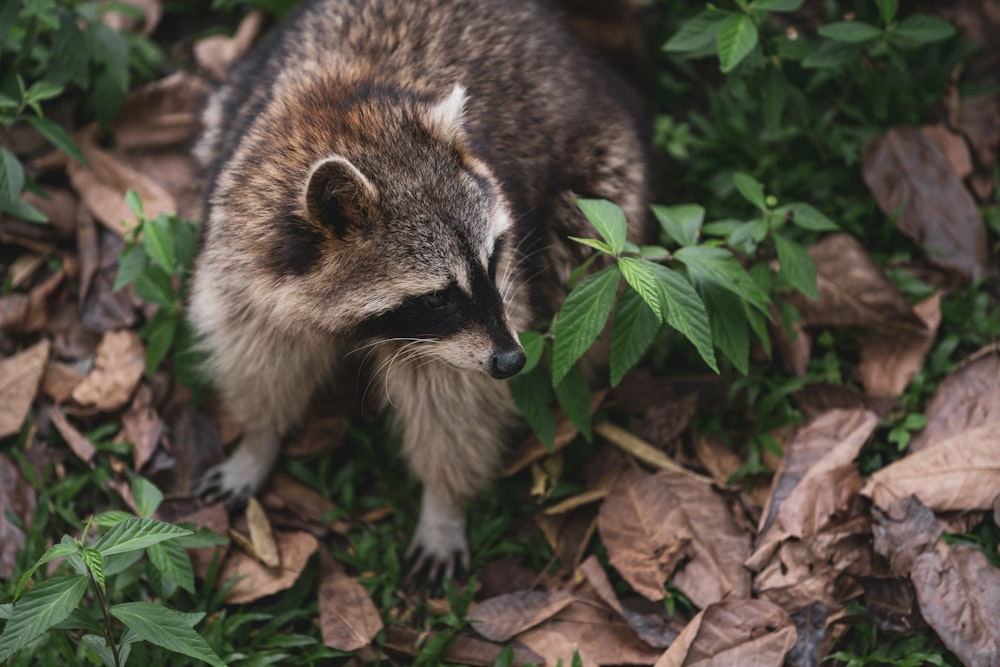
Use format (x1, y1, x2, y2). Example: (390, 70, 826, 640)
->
(191, 0, 651, 586)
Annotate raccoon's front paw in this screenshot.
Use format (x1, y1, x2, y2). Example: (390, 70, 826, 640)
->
(404, 513, 470, 597)
(194, 449, 271, 507)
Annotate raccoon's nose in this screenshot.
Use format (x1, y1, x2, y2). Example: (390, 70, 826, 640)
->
(491, 346, 526, 379)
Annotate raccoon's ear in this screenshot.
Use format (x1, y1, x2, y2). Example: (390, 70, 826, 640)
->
(422, 83, 467, 144)
(304, 155, 377, 239)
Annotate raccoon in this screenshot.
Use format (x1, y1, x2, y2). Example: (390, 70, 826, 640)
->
(190, 0, 651, 587)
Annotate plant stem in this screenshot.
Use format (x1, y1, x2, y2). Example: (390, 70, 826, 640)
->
(89, 571, 122, 667)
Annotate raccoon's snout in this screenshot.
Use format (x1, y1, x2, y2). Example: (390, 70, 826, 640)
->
(490, 345, 525, 379)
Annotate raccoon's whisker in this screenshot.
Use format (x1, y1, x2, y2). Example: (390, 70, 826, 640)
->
(499, 242, 550, 301)
(382, 341, 433, 407)
(347, 337, 428, 357)
(360, 340, 433, 410)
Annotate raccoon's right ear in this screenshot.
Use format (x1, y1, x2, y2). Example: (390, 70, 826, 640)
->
(304, 155, 378, 239)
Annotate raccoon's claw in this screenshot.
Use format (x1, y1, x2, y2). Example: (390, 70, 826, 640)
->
(194, 461, 254, 507)
(404, 545, 469, 598)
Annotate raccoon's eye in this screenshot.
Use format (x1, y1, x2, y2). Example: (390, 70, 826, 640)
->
(421, 291, 448, 310)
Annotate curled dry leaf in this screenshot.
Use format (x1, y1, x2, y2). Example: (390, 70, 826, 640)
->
(858, 292, 942, 398)
(467, 589, 576, 642)
(246, 497, 281, 568)
(41, 360, 84, 404)
(72, 329, 145, 411)
(862, 126, 989, 282)
(654, 599, 797, 667)
(863, 420, 1000, 513)
(909, 348, 1000, 453)
(195, 10, 265, 80)
(318, 550, 383, 652)
(48, 405, 97, 463)
(112, 72, 211, 150)
(0, 339, 50, 439)
(221, 530, 319, 604)
(0, 454, 37, 579)
(598, 467, 693, 601)
(119, 383, 164, 471)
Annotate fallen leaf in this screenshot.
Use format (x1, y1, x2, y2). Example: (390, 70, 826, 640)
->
(909, 347, 1000, 452)
(792, 382, 895, 420)
(957, 95, 1000, 169)
(504, 390, 607, 476)
(177, 503, 229, 579)
(0, 339, 50, 438)
(48, 405, 97, 463)
(862, 126, 989, 281)
(118, 383, 163, 471)
(112, 72, 211, 150)
(40, 360, 84, 404)
(0, 454, 37, 579)
(264, 472, 349, 535)
(852, 576, 926, 634)
(383, 625, 543, 666)
(921, 124, 973, 178)
(285, 415, 347, 457)
(633, 392, 698, 450)
(595, 421, 712, 482)
(478, 556, 541, 599)
(871, 494, 943, 576)
(786, 601, 827, 667)
(72, 329, 145, 411)
(692, 436, 743, 488)
(21, 187, 77, 237)
(318, 550, 383, 651)
(598, 467, 693, 601)
(468, 589, 576, 642)
(858, 292, 942, 397)
(194, 10, 265, 80)
(221, 530, 319, 604)
(246, 497, 281, 568)
(654, 599, 797, 667)
(863, 420, 1000, 512)
(517, 626, 599, 667)
(75, 203, 99, 308)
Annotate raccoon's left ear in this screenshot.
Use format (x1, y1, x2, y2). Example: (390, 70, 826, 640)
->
(305, 155, 378, 239)
(422, 84, 467, 144)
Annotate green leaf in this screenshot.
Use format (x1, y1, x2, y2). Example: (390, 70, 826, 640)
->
(817, 21, 882, 43)
(132, 476, 164, 519)
(125, 189, 144, 218)
(674, 245, 770, 314)
(752, 0, 805, 11)
(610, 287, 660, 387)
(81, 548, 105, 592)
(92, 510, 135, 527)
(663, 10, 729, 53)
(0, 147, 25, 204)
(716, 13, 759, 73)
(651, 203, 704, 247)
(110, 602, 225, 667)
(775, 235, 818, 300)
(890, 15, 955, 44)
(114, 244, 149, 292)
(142, 214, 176, 272)
(555, 363, 592, 442)
(509, 363, 556, 450)
(776, 202, 839, 231)
(618, 257, 664, 322)
(143, 310, 178, 375)
(648, 264, 717, 372)
(700, 283, 750, 375)
(569, 236, 615, 256)
(551, 265, 620, 385)
(802, 40, 862, 69)
(24, 80, 64, 104)
(0, 197, 48, 223)
(13, 543, 80, 600)
(0, 575, 89, 662)
(148, 539, 196, 596)
(133, 264, 175, 307)
(93, 517, 192, 557)
(25, 116, 86, 166)
(876, 0, 899, 24)
(517, 330, 546, 375)
(732, 172, 766, 211)
(577, 199, 627, 255)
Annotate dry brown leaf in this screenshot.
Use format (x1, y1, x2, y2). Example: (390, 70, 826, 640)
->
(633, 392, 698, 450)
(863, 420, 1000, 512)
(862, 126, 989, 281)
(504, 390, 607, 476)
(0, 339, 50, 438)
(517, 626, 599, 667)
(194, 10, 265, 80)
(72, 329, 145, 411)
(910, 348, 1000, 452)
(285, 415, 347, 457)
(118, 383, 163, 471)
(49, 405, 97, 463)
(654, 599, 797, 667)
(246, 497, 281, 568)
(21, 187, 77, 237)
(595, 422, 712, 482)
(853, 576, 926, 634)
(542, 488, 608, 515)
(467, 589, 576, 642)
(858, 292, 942, 397)
(112, 72, 210, 150)
(957, 95, 1000, 169)
(792, 382, 895, 420)
(40, 360, 84, 404)
(177, 503, 229, 579)
(318, 550, 382, 652)
(0, 454, 37, 579)
(221, 530, 319, 604)
(479, 556, 540, 599)
(383, 625, 542, 666)
(692, 436, 743, 488)
(598, 467, 693, 601)
(264, 472, 349, 535)
(535, 505, 599, 573)
(75, 203, 99, 308)
(921, 124, 973, 178)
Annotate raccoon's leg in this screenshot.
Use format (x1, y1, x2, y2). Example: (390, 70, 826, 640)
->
(193, 309, 337, 505)
(378, 354, 519, 592)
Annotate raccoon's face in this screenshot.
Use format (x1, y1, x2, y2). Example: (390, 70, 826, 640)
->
(300, 85, 526, 379)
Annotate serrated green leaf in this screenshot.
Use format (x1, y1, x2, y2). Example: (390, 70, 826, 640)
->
(555, 363, 592, 442)
(517, 330, 546, 376)
(775, 235, 818, 300)
(663, 10, 729, 52)
(618, 257, 664, 322)
(726, 218, 769, 255)
(569, 236, 614, 255)
(551, 265, 620, 385)
(133, 264, 175, 307)
(92, 510, 135, 527)
(817, 21, 882, 43)
(890, 15, 955, 44)
(0, 147, 25, 204)
(0, 196, 48, 223)
(142, 214, 176, 272)
(648, 264, 717, 372)
(132, 476, 164, 519)
(25, 116, 86, 165)
(700, 283, 750, 375)
(716, 13, 759, 73)
(93, 517, 192, 557)
(651, 203, 704, 247)
(82, 548, 104, 592)
(876, 0, 898, 24)
(14, 543, 80, 600)
(674, 245, 770, 314)
(110, 602, 225, 667)
(0, 575, 89, 662)
(143, 310, 178, 375)
(509, 363, 556, 450)
(125, 189, 144, 218)
(732, 172, 766, 211)
(610, 287, 660, 387)
(577, 199, 627, 255)
(24, 80, 64, 103)
(752, 0, 805, 11)
(82, 633, 132, 667)
(114, 243, 149, 292)
(148, 539, 196, 596)
(776, 202, 839, 231)
(638, 245, 670, 260)
(802, 40, 862, 68)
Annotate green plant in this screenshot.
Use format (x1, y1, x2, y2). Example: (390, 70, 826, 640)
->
(0, 477, 228, 666)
